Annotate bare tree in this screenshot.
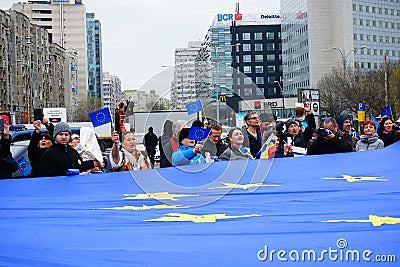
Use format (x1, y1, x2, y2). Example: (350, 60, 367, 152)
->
(318, 61, 400, 118)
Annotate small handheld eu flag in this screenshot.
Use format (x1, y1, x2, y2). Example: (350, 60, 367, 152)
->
(380, 105, 392, 117)
(17, 156, 32, 177)
(185, 100, 203, 115)
(188, 126, 211, 141)
(89, 107, 112, 128)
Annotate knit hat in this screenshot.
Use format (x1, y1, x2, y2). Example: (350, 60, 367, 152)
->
(53, 122, 71, 139)
(335, 114, 351, 130)
(178, 128, 191, 144)
(286, 119, 298, 129)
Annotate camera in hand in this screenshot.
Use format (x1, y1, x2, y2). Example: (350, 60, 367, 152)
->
(392, 123, 400, 131)
(317, 127, 332, 137)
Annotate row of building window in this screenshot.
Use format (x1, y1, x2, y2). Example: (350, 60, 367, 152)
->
(354, 34, 400, 45)
(241, 32, 277, 41)
(353, 4, 400, 15)
(354, 18, 400, 29)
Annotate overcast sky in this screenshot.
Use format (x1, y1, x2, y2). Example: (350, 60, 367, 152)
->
(1, 0, 280, 95)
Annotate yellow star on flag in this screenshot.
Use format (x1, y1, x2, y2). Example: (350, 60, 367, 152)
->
(123, 192, 198, 201)
(209, 182, 281, 190)
(144, 213, 261, 223)
(323, 215, 400, 227)
(322, 174, 387, 183)
(99, 204, 189, 211)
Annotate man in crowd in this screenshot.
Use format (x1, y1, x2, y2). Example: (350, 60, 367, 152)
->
(242, 111, 262, 158)
(202, 122, 228, 158)
(144, 126, 158, 168)
(335, 114, 358, 150)
(307, 117, 353, 155)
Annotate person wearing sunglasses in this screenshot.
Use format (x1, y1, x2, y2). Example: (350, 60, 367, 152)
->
(243, 111, 262, 158)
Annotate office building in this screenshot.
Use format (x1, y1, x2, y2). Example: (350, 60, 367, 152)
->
(196, 12, 283, 117)
(86, 12, 103, 108)
(281, 0, 400, 95)
(12, 0, 88, 101)
(103, 72, 121, 113)
(171, 41, 202, 110)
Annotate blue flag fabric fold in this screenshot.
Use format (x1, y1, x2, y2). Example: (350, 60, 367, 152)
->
(370, 115, 379, 132)
(185, 100, 203, 115)
(17, 156, 32, 177)
(381, 105, 392, 117)
(188, 126, 211, 141)
(89, 107, 112, 128)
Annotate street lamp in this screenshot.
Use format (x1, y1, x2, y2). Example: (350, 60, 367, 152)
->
(324, 46, 366, 76)
(274, 80, 285, 117)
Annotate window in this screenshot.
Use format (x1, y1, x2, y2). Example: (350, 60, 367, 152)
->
(243, 55, 251, 62)
(256, 77, 264, 84)
(255, 66, 263, 73)
(255, 43, 263, 51)
(244, 78, 252, 84)
(266, 43, 275, 50)
(256, 87, 264, 95)
(255, 55, 263, 62)
(243, 66, 251, 73)
(243, 44, 251, 51)
(267, 66, 275, 73)
(255, 32, 263, 40)
(266, 54, 275, 61)
(266, 32, 275, 40)
(243, 88, 253, 96)
(242, 32, 251, 40)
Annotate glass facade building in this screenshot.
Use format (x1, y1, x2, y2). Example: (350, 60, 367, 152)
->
(86, 13, 103, 108)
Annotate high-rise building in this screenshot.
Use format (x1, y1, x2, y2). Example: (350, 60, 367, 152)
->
(196, 12, 283, 117)
(86, 12, 103, 108)
(171, 41, 202, 110)
(102, 72, 121, 113)
(12, 0, 88, 101)
(281, 0, 400, 95)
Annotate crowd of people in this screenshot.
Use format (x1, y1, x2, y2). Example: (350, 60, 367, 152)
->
(1, 106, 400, 178)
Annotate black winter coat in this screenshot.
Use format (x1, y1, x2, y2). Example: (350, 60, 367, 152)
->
(42, 143, 94, 177)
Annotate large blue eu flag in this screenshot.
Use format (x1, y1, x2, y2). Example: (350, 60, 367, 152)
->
(89, 107, 112, 127)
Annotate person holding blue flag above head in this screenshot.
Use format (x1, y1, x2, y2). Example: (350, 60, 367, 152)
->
(219, 127, 253, 161)
(172, 128, 206, 166)
(28, 117, 54, 177)
(0, 119, 18, 179)
(110, 131, 150, 171)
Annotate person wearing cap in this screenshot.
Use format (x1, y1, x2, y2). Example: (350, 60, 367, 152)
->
(42, 122, 99, 177)
(307, 117, 353, 155)
(336, 114, 358, 150)
(172, 128, 205, 166)
(28, 117, 54, 177)
(356, 120, 384, 151)
(276, 119, 308, 149)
